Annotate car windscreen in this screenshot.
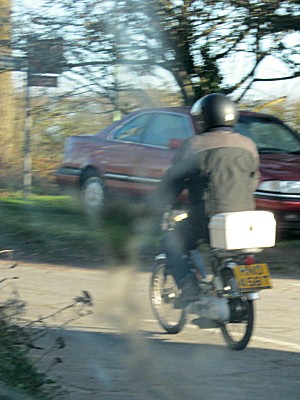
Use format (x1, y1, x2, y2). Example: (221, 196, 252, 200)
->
(236, 116, 300, 154)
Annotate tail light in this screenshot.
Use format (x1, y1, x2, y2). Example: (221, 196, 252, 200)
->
(244, 256, 255, 265)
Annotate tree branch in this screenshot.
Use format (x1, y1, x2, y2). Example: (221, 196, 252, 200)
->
(253, 72, 300, 82)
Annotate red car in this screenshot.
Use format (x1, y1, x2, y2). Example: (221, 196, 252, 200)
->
(56, 107, 300, 231)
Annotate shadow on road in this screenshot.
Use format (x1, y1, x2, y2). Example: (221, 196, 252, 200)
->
(36, 327, 300, 400)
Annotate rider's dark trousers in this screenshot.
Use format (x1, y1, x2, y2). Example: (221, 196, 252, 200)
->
(163, 217, 208, 288)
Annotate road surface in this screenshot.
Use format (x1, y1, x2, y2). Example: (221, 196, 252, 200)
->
(0, 260, 299, 400)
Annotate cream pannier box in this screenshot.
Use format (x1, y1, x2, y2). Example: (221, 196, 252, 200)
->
(208, 211, 276, 250)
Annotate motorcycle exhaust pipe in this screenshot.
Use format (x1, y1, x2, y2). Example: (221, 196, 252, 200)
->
(189, 296, 230, 323)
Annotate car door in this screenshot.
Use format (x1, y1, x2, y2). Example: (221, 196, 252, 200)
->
(138, 111, 194, 194)
(100, 113, 152, 194)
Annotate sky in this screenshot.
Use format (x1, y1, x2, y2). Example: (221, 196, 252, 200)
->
(12, 0, 300, 104)
(228, 55, 300, 102)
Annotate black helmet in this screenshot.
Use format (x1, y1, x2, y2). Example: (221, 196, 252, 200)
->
(191, 93, 238, 132)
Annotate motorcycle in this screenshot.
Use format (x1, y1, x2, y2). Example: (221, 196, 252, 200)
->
(150, 210, 275, 350)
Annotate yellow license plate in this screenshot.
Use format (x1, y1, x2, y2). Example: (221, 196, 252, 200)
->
(233, 263, 272, 292)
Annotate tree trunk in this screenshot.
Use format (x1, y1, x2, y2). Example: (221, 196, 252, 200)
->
(0, 0, 16, 165)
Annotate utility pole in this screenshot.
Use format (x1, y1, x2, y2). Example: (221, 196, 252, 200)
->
(23, 79, 32, 197)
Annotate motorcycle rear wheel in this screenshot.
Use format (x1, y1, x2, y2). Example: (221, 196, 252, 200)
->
(220, 298, 254, 350)
(150, 261, 187, 334)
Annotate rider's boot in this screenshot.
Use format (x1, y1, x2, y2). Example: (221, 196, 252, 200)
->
(174, 277, 201, 309)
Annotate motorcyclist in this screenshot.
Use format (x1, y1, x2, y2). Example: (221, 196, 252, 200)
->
(156, 93, 260, 308)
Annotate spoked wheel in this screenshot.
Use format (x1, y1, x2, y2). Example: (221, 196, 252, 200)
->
(220, 297, 254, 350)
(150, 261, 187, 334)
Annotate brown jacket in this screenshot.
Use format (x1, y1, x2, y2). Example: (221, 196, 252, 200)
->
(157, 128, 260, 219)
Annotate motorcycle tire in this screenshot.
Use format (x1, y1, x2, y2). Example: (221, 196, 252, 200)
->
(150, 261, 187, 334)
(219, 298, 254, 350)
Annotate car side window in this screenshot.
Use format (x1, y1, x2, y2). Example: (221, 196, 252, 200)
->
(143, 113, 192, 147)
(111, 114, 149, 143)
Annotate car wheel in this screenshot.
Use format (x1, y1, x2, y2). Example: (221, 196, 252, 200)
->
(81, 175, 105, 218)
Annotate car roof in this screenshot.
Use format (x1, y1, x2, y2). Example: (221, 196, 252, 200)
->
(96, 106, 290, 139)
(123, 106, 284, 121)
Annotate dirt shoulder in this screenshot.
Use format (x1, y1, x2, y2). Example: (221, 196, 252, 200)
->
(256, 246, 300, 278)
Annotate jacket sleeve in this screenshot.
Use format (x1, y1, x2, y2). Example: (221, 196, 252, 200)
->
(153, 140, 197, 211)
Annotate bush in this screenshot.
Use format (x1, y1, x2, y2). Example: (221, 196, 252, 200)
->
(0, 252, 93, 399)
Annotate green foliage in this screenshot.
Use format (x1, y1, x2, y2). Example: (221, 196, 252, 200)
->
(0, 330, 54, 399)
(0, 298, 60, 399)
(0, 250, 94, 399)
(1, 192, 299, 275)
(0, 193, 160, 266)
(0, 194, 109, 266)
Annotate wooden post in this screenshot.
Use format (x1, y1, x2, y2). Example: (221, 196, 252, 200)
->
(23, 75, 32, 197)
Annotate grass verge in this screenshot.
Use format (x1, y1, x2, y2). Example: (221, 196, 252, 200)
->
(0, 193, 159, 267)
(0, 193, 298, 272)
(0, 194, 107, 266)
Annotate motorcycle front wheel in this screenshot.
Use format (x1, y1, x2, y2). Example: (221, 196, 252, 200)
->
(220, 297, 254, 350)
(150, 261, 187, 334)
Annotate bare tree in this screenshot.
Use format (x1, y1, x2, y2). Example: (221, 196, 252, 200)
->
(142, 0, 300, 103)
(10, 0, 300, 105)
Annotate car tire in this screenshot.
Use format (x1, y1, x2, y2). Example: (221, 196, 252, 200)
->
(81, 174, 105, 219)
